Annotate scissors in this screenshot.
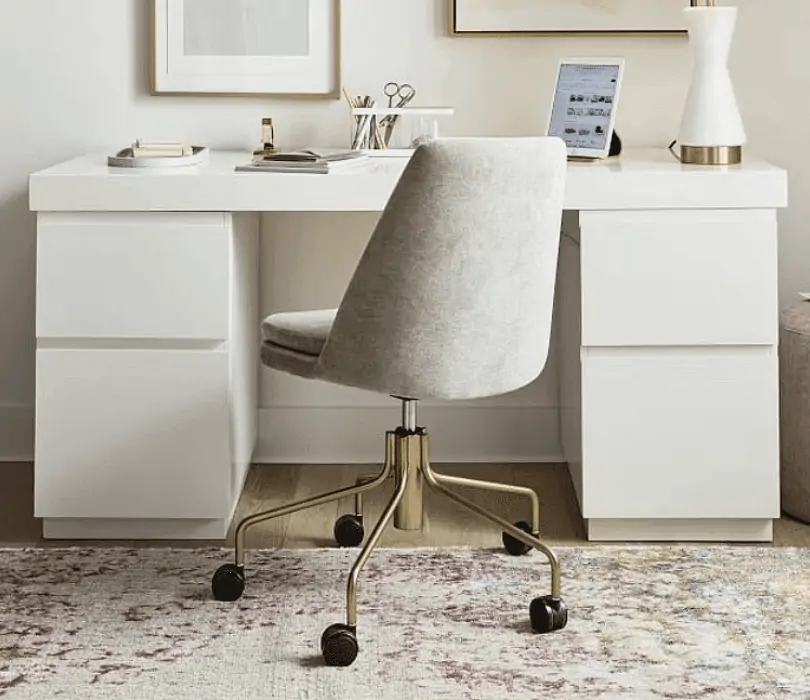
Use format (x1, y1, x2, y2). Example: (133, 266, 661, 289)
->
(380, 82, 416, 146)
(384, 81, 416, 109)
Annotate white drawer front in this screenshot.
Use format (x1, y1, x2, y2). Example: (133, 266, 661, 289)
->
(34, 348, 231, 519)
(580, 347, 780, 520)
(580, 211, 778, 346)
(36, 214, 230, 340)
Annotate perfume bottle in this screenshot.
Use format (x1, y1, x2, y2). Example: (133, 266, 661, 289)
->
(255, 118, 279, 156)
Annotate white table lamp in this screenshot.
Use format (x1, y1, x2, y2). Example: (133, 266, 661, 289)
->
(678, 0, 745, 165)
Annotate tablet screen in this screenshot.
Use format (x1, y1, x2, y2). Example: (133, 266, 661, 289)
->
(548, 63, 621, 152)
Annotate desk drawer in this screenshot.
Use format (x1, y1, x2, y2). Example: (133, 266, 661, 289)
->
(36, 213, 230, 340)
(580, 211, 778, 347)
(34, 347, 231, 519)
(581, 346, 780, 519)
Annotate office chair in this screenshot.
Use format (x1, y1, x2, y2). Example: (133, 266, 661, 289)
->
(211, 137, 569, 666)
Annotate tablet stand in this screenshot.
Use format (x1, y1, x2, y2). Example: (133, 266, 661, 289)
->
(609, 131, 622, 158)
(568, 132, 623, 162)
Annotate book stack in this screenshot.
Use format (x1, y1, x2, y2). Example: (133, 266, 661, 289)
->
(235, 148, 369, 175)
(130, 140, 194, 158)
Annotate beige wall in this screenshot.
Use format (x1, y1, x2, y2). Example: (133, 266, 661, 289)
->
(0, 0, 806, 461)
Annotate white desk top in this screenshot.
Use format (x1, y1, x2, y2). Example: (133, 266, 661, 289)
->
(28, 148, 788, 213)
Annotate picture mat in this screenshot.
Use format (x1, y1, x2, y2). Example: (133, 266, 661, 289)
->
(453, 0, 686, 33)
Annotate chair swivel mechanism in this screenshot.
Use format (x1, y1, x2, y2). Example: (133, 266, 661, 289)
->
(211, 137, 570, 667)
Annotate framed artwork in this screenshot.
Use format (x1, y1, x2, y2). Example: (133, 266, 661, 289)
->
(450, 0, 687, 36)
(151, 0, 341, 98)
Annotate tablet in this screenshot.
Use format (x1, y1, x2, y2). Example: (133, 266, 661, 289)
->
(547, 58, 625, 160)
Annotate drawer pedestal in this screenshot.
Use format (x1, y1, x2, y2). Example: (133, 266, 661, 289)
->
(558, 210, 780, 541)
(34, 212, 260, 539)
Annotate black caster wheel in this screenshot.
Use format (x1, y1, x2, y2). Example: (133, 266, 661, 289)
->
(334, 514, 365, 548)
(211, 563, 245, 602)
(321, 623, 359, 667)
(530, 596, 568, 633)
(503, 521, 533, 556)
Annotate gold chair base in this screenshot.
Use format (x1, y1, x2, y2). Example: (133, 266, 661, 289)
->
(212, 419, 566, 666)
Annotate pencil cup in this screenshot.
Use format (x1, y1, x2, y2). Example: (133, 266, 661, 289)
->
(349, 106, 455, 153)
(409, 115, 440, 149)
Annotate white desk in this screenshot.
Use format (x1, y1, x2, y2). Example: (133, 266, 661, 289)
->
(28, 149, 789, 542)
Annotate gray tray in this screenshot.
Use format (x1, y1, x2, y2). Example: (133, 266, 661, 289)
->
(108, 146, 209, 168)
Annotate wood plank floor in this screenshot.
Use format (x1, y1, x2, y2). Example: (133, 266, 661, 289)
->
(230, 463, 589, 550)
(2, 462, 810, 548)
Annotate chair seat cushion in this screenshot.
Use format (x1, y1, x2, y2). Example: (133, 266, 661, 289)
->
(261, 341, 321, 380)
(261, 309, 337, 357)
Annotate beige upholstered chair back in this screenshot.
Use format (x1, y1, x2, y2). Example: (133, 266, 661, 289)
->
(317, 137, 568, 401)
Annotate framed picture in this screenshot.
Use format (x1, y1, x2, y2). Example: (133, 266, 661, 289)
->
(449, 0, 686, 36)
(151, 0, 341, 98)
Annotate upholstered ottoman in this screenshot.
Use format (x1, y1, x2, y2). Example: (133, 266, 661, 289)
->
(781, 299, 810, 523)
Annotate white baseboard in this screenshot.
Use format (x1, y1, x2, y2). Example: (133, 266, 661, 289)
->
(586, 518, 774, 542)
(255, 405, 563, 464)
(0, 404, 34, 461)
(0, 403, 564, 466)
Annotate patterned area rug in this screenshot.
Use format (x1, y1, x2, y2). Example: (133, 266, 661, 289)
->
(1, 546, 809, 699)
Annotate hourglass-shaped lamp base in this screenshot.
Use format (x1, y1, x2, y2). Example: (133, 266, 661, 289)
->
(678, 6, 745, 166)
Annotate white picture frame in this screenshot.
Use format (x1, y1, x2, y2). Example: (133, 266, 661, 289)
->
(450, 0, 686, 35)
(151, 0, 341, 98)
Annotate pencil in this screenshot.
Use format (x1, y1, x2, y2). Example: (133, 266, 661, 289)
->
(343, 86, 387, 150)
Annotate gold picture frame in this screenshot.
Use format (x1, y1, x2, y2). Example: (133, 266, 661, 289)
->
(151, 0, 342, 99)
(448, 0, 687, 37)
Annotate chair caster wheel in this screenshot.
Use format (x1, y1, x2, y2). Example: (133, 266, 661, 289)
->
(530, 596, 568, 633)
(503, 521, 533, 556)
(211, 564, 245, 602)
(334, 514, 365, 548)
(321, 623, 359, 667)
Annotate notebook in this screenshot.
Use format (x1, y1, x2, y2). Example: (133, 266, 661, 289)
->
(236, 148, 370, 174)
